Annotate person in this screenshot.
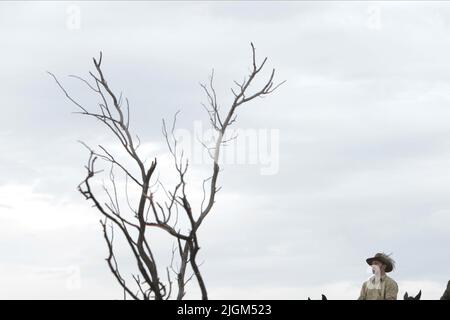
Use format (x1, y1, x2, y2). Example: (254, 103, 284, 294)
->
(358, 252, 399, 300)
(440, 280, 450, 300)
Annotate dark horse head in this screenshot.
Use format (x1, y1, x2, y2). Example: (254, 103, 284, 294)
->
(404, 290, 422, 300)
(308, 294, 327, 300)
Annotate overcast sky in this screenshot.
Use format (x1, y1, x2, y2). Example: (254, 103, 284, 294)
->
(0, 1, 449, 300)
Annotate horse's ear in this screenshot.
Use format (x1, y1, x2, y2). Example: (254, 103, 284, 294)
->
(404, 292, 408, 300)
(415, 290, 422, 300)
(322, 294, 327, 300)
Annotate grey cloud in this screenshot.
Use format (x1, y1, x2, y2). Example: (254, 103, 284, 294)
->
(1, 1, 449, 299)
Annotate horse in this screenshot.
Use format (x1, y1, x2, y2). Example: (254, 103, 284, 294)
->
(403, 290, 421, 300)
(308, 294, 327, 300)
(440, 280, 450, 300)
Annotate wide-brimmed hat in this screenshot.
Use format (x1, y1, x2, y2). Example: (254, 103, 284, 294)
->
(366, 253, 395, 273)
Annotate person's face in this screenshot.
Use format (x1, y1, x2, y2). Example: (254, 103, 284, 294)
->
(371, 261, 386, 275)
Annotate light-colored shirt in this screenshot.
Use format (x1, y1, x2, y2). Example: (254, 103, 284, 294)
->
(358, 274, 398, 300)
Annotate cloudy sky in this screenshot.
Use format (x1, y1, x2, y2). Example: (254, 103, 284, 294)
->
(1, 1, 449, 300)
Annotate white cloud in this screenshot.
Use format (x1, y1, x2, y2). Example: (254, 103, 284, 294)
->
(0, 183, 95, 231)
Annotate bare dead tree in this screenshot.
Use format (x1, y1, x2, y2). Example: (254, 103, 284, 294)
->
(49, 43, 284, 300)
